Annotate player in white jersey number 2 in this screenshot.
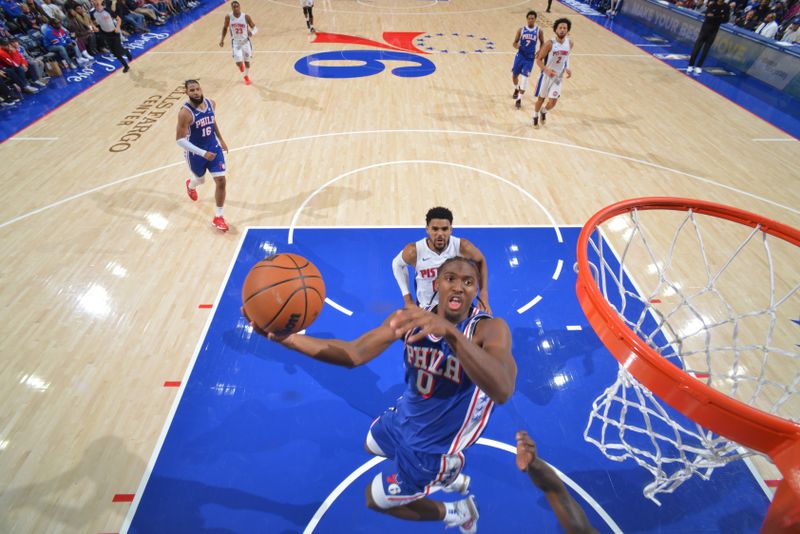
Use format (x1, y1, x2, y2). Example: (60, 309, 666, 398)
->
(219, 1, 257, 85)
(533, 18, 574, 129)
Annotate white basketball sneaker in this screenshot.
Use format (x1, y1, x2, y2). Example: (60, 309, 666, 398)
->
(444, 495, 479, 534)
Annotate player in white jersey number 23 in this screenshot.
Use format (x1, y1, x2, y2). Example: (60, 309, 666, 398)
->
(219, 1, 257, 85)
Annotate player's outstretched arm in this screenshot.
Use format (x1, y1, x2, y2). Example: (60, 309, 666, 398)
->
(392, 243, 417, 307)
(262, 314, 400, 368)
(460, 238, 490, 312)
(219, 15, 229, 47)
(516, 431, 597, 534)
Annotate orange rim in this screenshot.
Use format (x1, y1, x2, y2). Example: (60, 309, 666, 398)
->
(575, 197, 800, 461)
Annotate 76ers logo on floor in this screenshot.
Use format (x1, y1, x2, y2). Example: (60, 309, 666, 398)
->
(294, 32, 435, 79)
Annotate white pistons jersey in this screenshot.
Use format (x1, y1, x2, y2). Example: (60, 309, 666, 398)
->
(544, 37, 571, 79)
(228, 12, 249, 43)
(414, 236, 461, 306)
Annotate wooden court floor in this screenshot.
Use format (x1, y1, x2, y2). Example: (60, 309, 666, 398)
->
(0, 0, 798, 531)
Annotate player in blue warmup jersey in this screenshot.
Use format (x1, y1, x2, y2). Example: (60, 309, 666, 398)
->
(175, 79, 230, 232)
(248, 257, 517, 533)
(511, 10, 544, 110)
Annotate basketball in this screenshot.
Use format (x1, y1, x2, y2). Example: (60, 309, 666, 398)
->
(242, 253, 326, 336)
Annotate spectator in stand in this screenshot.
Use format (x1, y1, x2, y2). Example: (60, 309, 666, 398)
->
(781, 19, 800, 41)
(110, 0, 148, 33)
(126, 0, 164, 26)
(755, 12, 779, 37)
(687, 0, 730, 73)
(753, 0, 771, 20)
(41, 0, 66, 20)
(63, 4, 95, 58)
(24, 0, 46, 19)
(0, 37, 40, 92)
(1, 0, 32, 31)
(676, 0, 697, 9)
(0, 69, 22, 106)
(20, 4, 41, 29)
(41, 17, 85, 68)
(12, 37, 47, 82)
(90, 0, 131, 71)
(737, 8, 760, 29)
(727, 1, 739, 21)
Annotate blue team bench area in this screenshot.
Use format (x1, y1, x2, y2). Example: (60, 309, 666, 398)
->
(0, 0, 224, 143)
(122, 226, 769, 533)
(558, 0, 800, 138)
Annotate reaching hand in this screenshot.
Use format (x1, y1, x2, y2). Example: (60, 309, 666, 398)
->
(515, 430, 537, 471)
(241, 306, 296, 344)
(203, 150, 216, 161)
(218, 40, 224, 48)
(565, 68, 572, 79)
(388, 306, 454, 343)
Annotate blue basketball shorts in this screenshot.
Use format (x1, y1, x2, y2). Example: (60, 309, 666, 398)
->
(511, 54, 534, 77)
(185, 148, 226, 178)
(366, 408, 465, 509)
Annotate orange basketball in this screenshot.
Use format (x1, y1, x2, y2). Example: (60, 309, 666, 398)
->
(242, 253, 326, 336)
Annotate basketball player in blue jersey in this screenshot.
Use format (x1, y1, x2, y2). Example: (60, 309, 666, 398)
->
(249, 257, 516, 533)
(392, 207, 491, 313)
(175, 80, 230, 232)
(511, 11, 544, 110)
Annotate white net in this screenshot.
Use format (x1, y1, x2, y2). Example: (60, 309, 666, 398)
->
(582, 206, 800, 504)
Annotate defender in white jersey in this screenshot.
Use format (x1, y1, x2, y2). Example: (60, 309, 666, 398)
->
(301, 0, 315, 33)
(533, 18, 574, 129)
(219, 1, 257, 85)
(392, 207, 491, 312)
(247, 257, 517, 533)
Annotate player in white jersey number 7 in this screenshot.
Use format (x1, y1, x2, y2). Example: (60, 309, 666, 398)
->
(246, 257, 517, 533)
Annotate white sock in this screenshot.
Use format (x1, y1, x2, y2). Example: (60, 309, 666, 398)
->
(517, 91, 524, 100)
(215, 206, 224, 217)
(534, 111, 539, 118)
(542, 108, 548, 115)
(244, 66, 249, 76)
(189, 176, 201, 189)
(443, 501, 458, 523)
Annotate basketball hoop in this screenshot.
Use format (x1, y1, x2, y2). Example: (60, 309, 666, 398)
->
(575, 197, 800, 532)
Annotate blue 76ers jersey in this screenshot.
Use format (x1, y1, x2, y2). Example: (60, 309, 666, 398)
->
(394, 306, 495, 455)
(184, 98, 220, 151)
(517, 25, 539, 59)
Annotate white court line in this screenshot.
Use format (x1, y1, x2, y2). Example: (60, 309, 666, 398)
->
(4, 128, 798, 230)
(635, 43, 670, 47)
(287, 160, 564, 245)
(516, 295, 542, 314)
(552, 259, 564, 280)
(302, 456, 387, 534)
(325, 297, 353, 316)
(752, 138, 797, 142)
(120, 228, 250, 534)
(303, 437, 623, 534)
(8, 136, 59, 141)
(566, 325, 583, 331)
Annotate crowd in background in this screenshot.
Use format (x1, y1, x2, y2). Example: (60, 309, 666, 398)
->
(675, 0, 800, 42)
(0, 0, 202, 107)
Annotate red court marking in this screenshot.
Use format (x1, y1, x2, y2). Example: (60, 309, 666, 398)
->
(163, 381, 181, 387)
(112, 494, 135, 502)
(650, 298, 662, 303)
(198, 304, 213, 309)
(694, 372, 710, 379)
(766, 479, 782, 488)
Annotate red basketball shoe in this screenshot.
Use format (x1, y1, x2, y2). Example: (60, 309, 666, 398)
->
(212, 216, 229, 232)
(238, 63, 244, 73)
(186, 179, 197, 201)
(244, 75, 251, 85)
